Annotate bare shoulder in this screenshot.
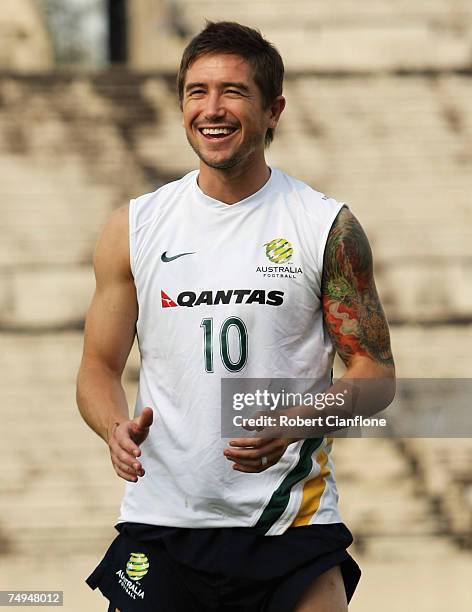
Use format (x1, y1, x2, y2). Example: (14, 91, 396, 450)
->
(93, 205, 131, 283)
(97, 204, 129, 245)
(323, 205, 373, 284)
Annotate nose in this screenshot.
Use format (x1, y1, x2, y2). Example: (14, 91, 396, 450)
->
(203, 91, 225, 121)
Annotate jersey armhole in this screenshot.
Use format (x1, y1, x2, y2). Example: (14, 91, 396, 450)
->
(128, 198, 137, 279)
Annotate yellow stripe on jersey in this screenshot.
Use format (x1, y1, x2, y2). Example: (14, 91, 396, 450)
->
(290, 441, 332, 527)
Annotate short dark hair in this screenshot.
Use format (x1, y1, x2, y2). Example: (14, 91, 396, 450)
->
(177, 21, 284, 145)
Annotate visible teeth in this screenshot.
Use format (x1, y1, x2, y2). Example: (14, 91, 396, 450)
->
(201, 128, 234, 135)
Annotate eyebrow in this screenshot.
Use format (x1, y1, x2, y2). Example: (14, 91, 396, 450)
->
(185, 81, 250, 93)
(221, 82, 250, 92)
(185, 82, 206, 91)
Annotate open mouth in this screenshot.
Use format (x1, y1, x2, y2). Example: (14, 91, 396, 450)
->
(198, 127, 238, 140)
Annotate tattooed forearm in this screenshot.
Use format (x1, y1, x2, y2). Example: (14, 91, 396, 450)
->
(321, 207, 394, 369)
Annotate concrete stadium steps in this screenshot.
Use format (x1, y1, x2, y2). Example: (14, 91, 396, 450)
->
(400, 439, 472, 546)
(121, 73, 472, 324)
(270, 76, 472, 231)
(353, 534, 461, 562)
(0, 527, 120, 558)
(1, 331, 470, 561)
(174, 1, 472, 71)
(0, 74, 152, 270)
(0, 154, 115, 267)
(334, 439, 446, 542)
(405, 439, 472, 489)
(133, 78, 198, 175)
(1, 504, 121, 532)
(135, 76, 472, 229)
(0, 332, 134, 556)
(0, 72, 471, 328)
(0, 266, 95, 330)
(182, 0, 472, 24)
(0, 73, 159, 331)
(129, 0, 472, 72)
(374, 261, 472, 324)
(2, 331, 472, 609)
(388, 325, 472, 377)
(1, 553, 472, 612)
(131, 74, 472, 259)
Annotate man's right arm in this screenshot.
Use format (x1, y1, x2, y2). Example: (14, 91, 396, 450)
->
(76, 205, 152, 483)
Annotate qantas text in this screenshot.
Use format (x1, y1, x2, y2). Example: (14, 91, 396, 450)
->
(161, 289, 284, 308)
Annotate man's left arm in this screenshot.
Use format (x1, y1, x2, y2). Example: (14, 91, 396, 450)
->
(321, 205, 395, 382)
(225, 206, 395, 472)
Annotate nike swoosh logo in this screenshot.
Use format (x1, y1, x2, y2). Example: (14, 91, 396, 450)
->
(161, 251, 195, 263)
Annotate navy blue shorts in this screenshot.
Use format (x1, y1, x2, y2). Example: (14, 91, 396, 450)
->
(86, 522, 361, 612)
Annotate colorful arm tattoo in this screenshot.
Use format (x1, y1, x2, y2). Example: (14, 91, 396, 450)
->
(321, 206, 394, 369)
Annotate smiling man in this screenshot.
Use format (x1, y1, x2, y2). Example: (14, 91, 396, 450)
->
(79, 21, 394, 612)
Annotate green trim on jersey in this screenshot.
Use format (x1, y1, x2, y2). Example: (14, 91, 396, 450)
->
(253, 437, 324, 534)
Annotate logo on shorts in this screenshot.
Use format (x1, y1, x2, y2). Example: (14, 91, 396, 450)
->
(264, 238, 293, 264)
(126, 552, 149, 581)
(115, 552, 148, 600)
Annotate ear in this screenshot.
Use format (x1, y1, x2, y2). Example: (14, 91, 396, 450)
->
(268, 95, 286, 129)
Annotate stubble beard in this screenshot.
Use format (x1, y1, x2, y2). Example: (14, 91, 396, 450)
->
(186, 129, 263, 171)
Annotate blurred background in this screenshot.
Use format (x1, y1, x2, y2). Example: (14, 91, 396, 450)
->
(1, 0, 472, 610)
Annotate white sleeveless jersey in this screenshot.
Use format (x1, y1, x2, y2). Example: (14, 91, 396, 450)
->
(119, 168, 345, 535)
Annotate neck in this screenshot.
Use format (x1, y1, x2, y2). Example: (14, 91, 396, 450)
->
(197, 156, 270, 205)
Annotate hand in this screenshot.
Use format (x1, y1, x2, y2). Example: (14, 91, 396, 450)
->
(224, 436, 297, 473)
(107, 407, 153, 482)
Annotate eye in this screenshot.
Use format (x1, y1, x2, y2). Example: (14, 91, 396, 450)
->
(225, 89, 242, 96)
(188, 89, 206, 97)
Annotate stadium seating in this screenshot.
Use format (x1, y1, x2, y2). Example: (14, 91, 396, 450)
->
(0, 29, 471, 607)
(1, 72, 471, 327)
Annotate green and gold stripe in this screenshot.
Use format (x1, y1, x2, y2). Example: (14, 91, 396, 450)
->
(253, 437, 323, 534)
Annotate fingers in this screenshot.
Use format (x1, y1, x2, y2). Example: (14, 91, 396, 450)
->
(136, 407, 154, 430)
(114, 461, 140, 482)
(110, 444, 145, 482)
(129, 407, 154, 446)
(224, 438, 289, 472)
(229, 451, 279, 473)
(228, 437, 268, 448)
(108, 419, 149, 483)
(113, 428, 142, 464)
(115, 449, 145, 476)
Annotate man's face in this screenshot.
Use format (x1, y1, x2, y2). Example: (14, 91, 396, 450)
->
(182, 53, 279, 170)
